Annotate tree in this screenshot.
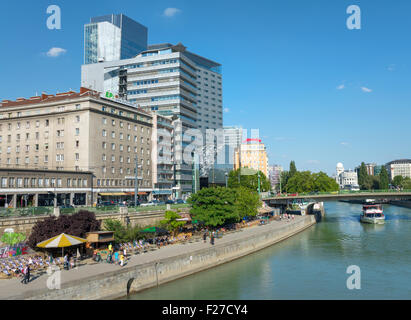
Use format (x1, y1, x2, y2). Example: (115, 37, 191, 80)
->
(227, 168, 271, 192)
(402, 177, 411, 189)
(392, 175, 404, 187)
(234, 187, 261, 220)
(379, 166, 389, 190)
(289, 161, 297, 178)
(188, 187, 238, 227)
(1, 232, 26, 246)
(27, 210, 101, 249)
(313, 172, 340, 192)
(104, 219, 127, 243)
(160, 211, 187, 235)
(358, 162, 368, 190)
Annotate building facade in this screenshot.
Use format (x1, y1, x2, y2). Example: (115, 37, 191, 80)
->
(0, 87, 153, 205)
(234, 139, 269, 178)
(84, 14, 148, 64)
(385, 159, 411, 180)
(335, 163, 359, 189)
(0, 169, 93, 208)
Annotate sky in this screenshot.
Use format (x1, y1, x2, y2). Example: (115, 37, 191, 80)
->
(0, 0, 410, 175)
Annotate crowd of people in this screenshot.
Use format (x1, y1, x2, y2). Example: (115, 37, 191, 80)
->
(0, 254, 47, 281)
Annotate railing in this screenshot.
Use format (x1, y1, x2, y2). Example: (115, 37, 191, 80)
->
(0, 207, 53, 218)
(262, 189, 411, 199)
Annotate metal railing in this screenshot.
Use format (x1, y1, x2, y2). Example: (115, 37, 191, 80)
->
(262, 189, 411, 199)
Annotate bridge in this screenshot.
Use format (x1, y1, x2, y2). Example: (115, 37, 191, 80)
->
(262, 190, 411, 205)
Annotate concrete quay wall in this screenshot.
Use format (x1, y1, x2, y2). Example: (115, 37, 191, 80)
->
(13, 215, 316, 300)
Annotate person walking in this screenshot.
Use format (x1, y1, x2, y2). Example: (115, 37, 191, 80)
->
(20, 265, 27, 284)
(114, 251, 119, 264)
(26, 265, 30, 283)
(210, 233, 215, 245)
(203, 231, 207, 243)
(63, 253, 69, 270)
(119, 254, 124, 267)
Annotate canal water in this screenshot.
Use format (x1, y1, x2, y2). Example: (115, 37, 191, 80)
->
(126, 201, 411, 300)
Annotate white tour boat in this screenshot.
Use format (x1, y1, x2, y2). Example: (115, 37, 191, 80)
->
(360, 204, 385, 224)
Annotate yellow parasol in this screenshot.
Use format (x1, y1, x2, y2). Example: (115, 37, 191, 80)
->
(37, 233, 87, 256)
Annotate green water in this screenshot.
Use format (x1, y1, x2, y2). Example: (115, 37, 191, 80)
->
(126, 201, 411, 299)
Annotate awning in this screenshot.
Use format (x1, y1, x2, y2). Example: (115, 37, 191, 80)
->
(258, 207, 274, 214)
(99, 192, 128, 196)
(127, 192, 148, 195)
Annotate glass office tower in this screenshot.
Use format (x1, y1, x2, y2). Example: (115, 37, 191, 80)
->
(84, 14, 148, 64)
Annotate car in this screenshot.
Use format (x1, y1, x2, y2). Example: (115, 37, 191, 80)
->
(165, 200, 175, 204)
(126, 200, 140, 206)
(97, 201, 116, 207)
(157, 201, 166, 206)
(176, 199, 186, 204)
(140, 201, 156, 207)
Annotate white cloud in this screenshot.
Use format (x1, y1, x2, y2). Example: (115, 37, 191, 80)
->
(336, 84, 345, 90)
(224, 108, 230, 113)
(46, 47, 67, 57)
(361, 87, 372, 93)
(340, 142, 349, 146)
(163, 8, 181, 17)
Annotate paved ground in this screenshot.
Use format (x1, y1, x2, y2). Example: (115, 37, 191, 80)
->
(0, 217, 307, 299)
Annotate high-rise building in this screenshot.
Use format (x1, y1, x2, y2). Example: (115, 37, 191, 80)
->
(0, 87, 154, 204)
(234, 139, 269, 178)
(82, 42, 223, 198)
(84, 14, 148, 64)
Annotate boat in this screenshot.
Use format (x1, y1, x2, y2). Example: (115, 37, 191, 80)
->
(360, 204, 385, 224)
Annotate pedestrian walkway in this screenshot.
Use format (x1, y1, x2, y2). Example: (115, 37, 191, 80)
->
(0, 217, 306, 299)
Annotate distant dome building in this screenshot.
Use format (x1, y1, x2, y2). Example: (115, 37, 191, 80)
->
(336, 162, 359, 190)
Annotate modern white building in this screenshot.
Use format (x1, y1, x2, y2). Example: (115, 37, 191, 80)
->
(385, 159, 411, 180)
(335, 162, 359, 189)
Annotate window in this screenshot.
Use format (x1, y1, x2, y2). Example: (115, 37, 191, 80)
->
(25, 157, 29, 164)
(102, 142, 107, 149)
(76, 140, 79, 147)
(75, 153, 79, 161)
(102, 118, 107, 125)
(34, 156, 39, 164)
(75, 128, 80, 135)
(8, 177, 14, 187)
(45, 119, 49, 127)
(111, 155, 115, 162)
(44, 155, 48, 162)
(102, 154, 106, 161)
(112, 120, 115, 126)
(111, 131, 115, 138)
(35, 132, 39, 140)
(75, 104, 81, 110)
(111, 143, 116, 150)
(57, 178, 62, 187)
(36, 120, 40, 127)
(102, 130, 107, 137)
(75, 115, 80, 123)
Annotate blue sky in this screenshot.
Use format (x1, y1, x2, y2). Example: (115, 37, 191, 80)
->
(1, 0, 410, 175)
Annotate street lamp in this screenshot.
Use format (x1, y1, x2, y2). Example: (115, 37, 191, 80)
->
(225, 172, 228, 188)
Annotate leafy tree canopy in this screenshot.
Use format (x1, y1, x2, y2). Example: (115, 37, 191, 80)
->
(1, 232, 26, 246)
(27, 210, 101, 249)
(160, 211, 187, 235)
(228, 168, 271, 192)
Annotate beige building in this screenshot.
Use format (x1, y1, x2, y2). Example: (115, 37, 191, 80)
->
(234, 139, 269, 178)
(0, 87, 154, 205)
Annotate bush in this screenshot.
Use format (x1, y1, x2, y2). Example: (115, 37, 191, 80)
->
(27, 210, 101, 249)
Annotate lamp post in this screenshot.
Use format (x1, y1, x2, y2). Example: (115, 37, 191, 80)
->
(225, 172, 228, 188)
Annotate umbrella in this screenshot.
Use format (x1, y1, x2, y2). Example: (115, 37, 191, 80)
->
(37, 233, 87, 256)
(140, 227, 169, 236)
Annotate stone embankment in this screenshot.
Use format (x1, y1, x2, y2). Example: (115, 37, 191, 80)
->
(2, 215, 316, 300)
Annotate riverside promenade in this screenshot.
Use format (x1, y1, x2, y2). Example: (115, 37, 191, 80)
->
(0, 215, 316, 300)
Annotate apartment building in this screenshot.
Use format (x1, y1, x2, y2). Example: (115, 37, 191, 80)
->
(385, 159, 411, 180)
(0, 87, 153, 205)
(234, 139, 269, 178)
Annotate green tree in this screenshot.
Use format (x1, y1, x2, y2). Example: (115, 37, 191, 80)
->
(289, 161, 297, 178)
(227, 168, 271, 192)
(234, 187, 261, 220)
(188, 187, 238, 227)
(1, 232, 26, 246)
(402, 177, 411, 189)
(379, 166, 389, 190)
(286, 171, 315, 193)
(313, 172, 340, 192)
(358, 162, 368, 190)
(160, 211, 187, 235)
(392, 175, 404, 187)
(103, 219, 128, 243)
